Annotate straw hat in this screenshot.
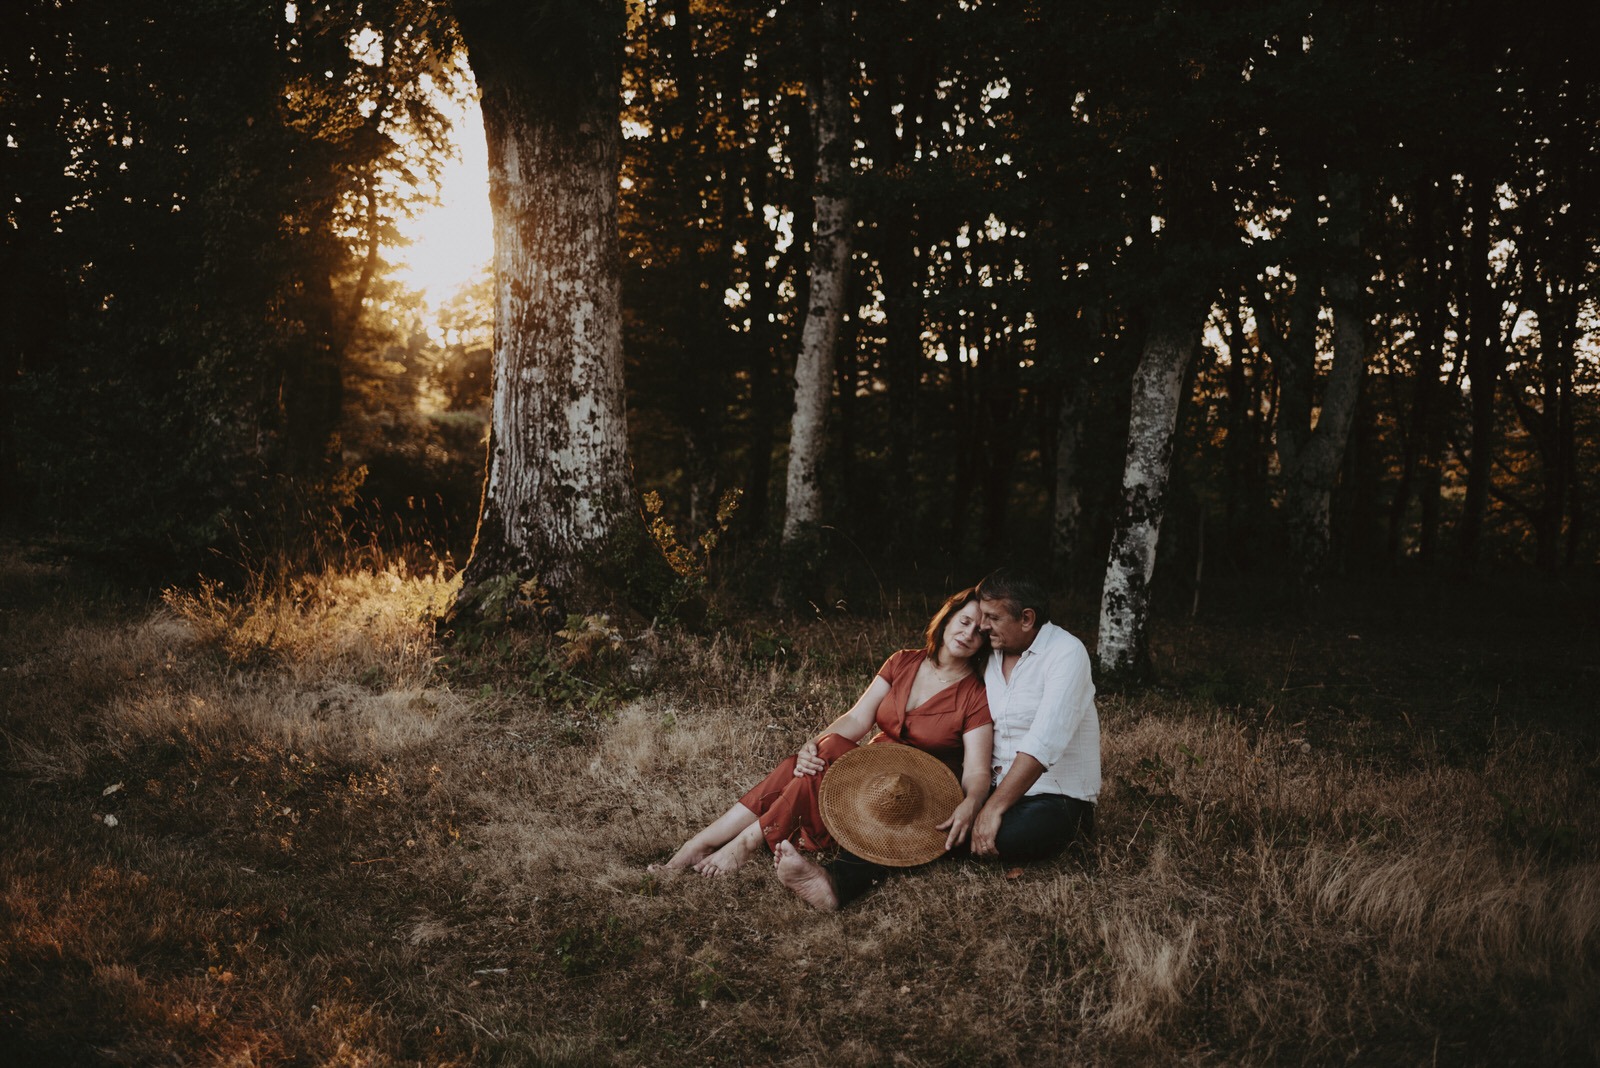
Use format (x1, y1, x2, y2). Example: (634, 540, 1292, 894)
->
(818, 743, 964, 867)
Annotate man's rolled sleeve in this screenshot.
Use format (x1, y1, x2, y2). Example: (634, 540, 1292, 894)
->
(1015, 639, 1094, 770)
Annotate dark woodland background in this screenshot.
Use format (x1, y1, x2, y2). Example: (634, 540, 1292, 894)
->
(4, 6, 1600, 1064)
(5, 0, 1597, 609)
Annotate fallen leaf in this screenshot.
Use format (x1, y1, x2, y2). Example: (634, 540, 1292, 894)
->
(102, 782, 124, 796)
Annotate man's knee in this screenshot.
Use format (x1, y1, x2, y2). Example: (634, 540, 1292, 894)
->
(995, 797, 1093, 863)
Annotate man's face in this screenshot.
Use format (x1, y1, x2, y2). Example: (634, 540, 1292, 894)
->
(978, 598, 1036, 654)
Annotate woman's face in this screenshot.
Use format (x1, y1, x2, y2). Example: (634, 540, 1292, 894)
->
(942, 600, 985, 661)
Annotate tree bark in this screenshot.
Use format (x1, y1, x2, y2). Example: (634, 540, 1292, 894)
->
(1457, 169, 1506, 571)
(1033, 237, 1086, 580)
(1280, 172, 1368, 589)
(1051, 381, 1086, 577)
(1219, 293, 1272, 566)
(451, 0, 655, 615)
(1514, 258, 1580, 572)
(1097, 302, 1204, 680)
(781, 0, 852, 577)
(1388, 178, 1448, 565)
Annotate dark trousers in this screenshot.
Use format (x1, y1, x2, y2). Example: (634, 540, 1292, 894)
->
(825, 793, 1095, 907)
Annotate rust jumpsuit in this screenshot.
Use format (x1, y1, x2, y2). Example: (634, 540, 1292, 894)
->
(739, 649, 991, 852)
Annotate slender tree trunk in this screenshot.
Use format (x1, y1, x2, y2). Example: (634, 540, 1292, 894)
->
(1281, 172, 1368, 590)
(1559, 297, 1584, 568)
(882, 208, 921, 554)
(739, 244, 781, 539)
(1098, 302, 1204, 680)
(781, 0, 852, 579)
(831, 268, 864, 525)
(1035, 239, 1086, 581)
(1457, 170, 1505, 571)
(1517, 279, 1579, 572)
(1388, 180, 1441, 563)
(948, 352, 977, 556)
(1413, 199, 1450, 569)
(978, 319, 1021, 559)
(1052, 382, 1086, 576)
(1219, 293, 1271, 564)
(278, 263, 346, 477)
(1423, 319, 1465, 563)
(733, 64, 781, 542)
(451, 0, 656, 615)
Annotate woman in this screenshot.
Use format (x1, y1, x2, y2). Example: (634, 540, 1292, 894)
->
(655, 588, 994, 884)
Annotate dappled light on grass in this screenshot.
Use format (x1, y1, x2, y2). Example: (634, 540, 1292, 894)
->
(1, 548, 1597, 1063)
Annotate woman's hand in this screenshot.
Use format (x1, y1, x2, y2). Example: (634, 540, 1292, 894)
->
(793, 740, 825, 776)
(936, 796, 981, 851)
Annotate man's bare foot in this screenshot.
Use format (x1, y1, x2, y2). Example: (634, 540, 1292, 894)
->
(693, 823, 763, 876)
(649, 840, 713, 872)
(775, 840, 839, 911)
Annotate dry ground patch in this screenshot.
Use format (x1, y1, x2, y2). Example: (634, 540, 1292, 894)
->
(2, 550, 1597, 1065)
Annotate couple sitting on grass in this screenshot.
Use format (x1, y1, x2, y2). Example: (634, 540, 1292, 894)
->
(655, 568, 1101, 910)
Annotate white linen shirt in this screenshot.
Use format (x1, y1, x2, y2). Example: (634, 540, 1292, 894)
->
(984, 621, 1101, 803)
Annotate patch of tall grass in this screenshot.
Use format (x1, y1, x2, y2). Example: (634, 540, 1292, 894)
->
(1, 547, 1596, 1065)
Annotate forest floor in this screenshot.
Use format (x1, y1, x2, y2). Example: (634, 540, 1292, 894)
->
(2, 543, 1597, 1066)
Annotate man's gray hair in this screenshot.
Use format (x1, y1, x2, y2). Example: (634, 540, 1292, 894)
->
(976, 568, 1051, 626)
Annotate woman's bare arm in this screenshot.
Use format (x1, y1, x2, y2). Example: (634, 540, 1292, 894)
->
(937, 723, 994, 850)
(793, 674, 891, 775)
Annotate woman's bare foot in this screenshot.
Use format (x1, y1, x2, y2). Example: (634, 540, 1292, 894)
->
(693, 823, 763, 876)
(774, 840, 839, 910)
(650, 803, 761, 872)
(649, 840, 713, 872)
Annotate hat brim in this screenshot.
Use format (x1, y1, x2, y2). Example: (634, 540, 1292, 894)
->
(818, 742, 964, 867)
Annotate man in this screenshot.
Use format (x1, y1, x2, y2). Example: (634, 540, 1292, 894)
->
(970, 567, 1099, 860)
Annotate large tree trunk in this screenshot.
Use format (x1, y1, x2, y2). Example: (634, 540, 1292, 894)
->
(451, 0, 654, 616)
(1097, 303, 1204, 680)
(780, 0, 852, 579)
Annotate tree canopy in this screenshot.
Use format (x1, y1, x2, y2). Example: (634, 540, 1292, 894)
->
(3, 0, 1596, 624)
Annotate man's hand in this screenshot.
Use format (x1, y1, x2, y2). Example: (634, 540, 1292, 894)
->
(971, 804, 1004, 857)
(936, 797, 980, 851)
(972, 753, 1045, 858)
(793, 740, 825, 776)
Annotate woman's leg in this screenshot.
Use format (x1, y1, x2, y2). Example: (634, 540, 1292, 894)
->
(694, 733, 860, 876)
(693, 818, 767, 876)
(750, 732, 858, 853)
(656, 744, 815, 870)
(653, 800, 760, 870)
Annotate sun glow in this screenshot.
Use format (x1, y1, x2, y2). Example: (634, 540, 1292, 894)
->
(391, 89, 493, 310)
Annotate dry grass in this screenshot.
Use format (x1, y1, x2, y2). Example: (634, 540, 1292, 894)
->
(2, 545, 1597, 1065)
